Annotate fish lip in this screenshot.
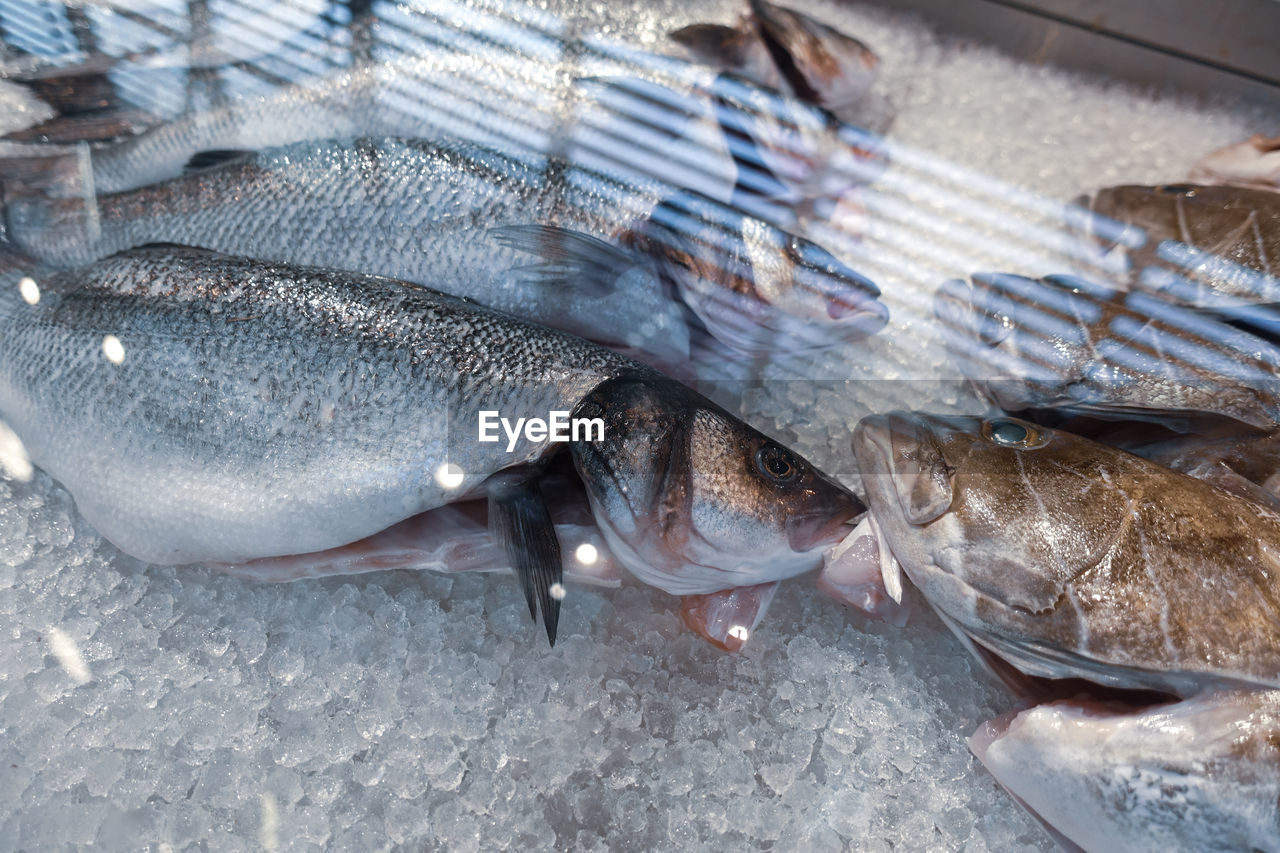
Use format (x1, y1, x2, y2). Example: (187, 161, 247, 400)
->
(826, 298, 888, 335)
(786, 490, 865, 552)
(933, 278, 976, 337)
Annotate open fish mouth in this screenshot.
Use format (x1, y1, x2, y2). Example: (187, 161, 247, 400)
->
(785, 500, 864, 552)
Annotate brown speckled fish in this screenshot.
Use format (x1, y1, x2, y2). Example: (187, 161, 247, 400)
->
(850, 411, 1280, 696)
(845, 410, 1280, 849)
(1073, 183, 1280, 308)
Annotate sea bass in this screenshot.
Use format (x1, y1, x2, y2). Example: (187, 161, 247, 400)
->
(1072, 183, 1280, 309)
(2, 137, 691, 366)
(9, 0, 884, 205)
(934, 272, 1280, 430)
(970, 691, 1280, 853)
(2, 136, 886, 359)
(0, 246, 861, 641)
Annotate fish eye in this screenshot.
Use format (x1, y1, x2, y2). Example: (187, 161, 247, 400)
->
(755, 444, 800, 484)
(981, 418, 1047, 449)
(1157, 184, 1197, 196)
(978, 310, 1013, 345)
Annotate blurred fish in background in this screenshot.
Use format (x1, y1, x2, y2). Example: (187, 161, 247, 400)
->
(0, 0, 895, 367)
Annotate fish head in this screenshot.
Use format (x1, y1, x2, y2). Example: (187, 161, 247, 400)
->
(627, 196, 886, 354)
(937, 271, 1280, 428)
(854, 412, 1130, 613)
(854, 410, 1280, 693)
(934, 273, 1112, 413)
(569, 376, 863, 594)
(851, 411, 1155, 657)
(747, 0, 880, 114)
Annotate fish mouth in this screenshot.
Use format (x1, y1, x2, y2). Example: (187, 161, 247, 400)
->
(853, 410, 967, 517)
(786, 490, 865, 552)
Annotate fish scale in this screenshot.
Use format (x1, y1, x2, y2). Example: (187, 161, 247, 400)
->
(3, 136, 692, 362)
(0, 245, 644, 567)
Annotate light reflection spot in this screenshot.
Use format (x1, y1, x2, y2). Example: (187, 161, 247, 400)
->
(574, 543, 598, 565)
(19, 277, 39, 305)
(549, 582, 566, 601)
(0, 420, 33, 482)
(259, 793, 279, 852)
(727, 625, 750, 642)
(102, 335, 125, 364)
(434, 463, 464, 489)
(47, 626, 91, 684)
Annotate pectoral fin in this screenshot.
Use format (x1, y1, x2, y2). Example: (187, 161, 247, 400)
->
(489, 224, 646, 296)
(680, 581, 779, 651)
(487, 475, 564, 646)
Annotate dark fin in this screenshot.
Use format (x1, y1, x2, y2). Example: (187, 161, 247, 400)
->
(748, 1, 821, 104)
(489, 224, 644, 295)
(669, 23, 749, 68)
(184, 149, 254, 174)
(487, 474, 564, 646)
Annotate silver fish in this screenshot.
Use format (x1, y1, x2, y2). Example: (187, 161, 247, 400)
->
(11, 0, 884, 207)
(970, 691, 1280, 853)
(3, 136, 886, 358)
(2, 137, 692, 367)
(935, 272, 1280, 430)
(0, 246, 861, 638)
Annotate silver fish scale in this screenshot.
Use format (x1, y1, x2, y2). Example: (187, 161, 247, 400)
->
(0, 246, 646, 566)
(7, 137, 676, 348)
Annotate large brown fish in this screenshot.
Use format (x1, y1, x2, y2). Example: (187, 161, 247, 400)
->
(844, 410, 1280, 849)
(850, 411, 1280, 696)
(1073, 183, 1280, 309)
(934, 272, 1280, 430)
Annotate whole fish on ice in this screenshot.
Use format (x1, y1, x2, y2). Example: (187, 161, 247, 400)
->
(1, 136, 886, 359)
(0, 246, 861, 644)
(843, 410, 1280, 849)
(934, 272, 1280, 430)
(5, 0, 886, 214)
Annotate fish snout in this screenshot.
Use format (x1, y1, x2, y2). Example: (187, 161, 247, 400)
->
(853, 411, 962, 526)
(789, 238, 886, 332)
(786, 485, 864, 552)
